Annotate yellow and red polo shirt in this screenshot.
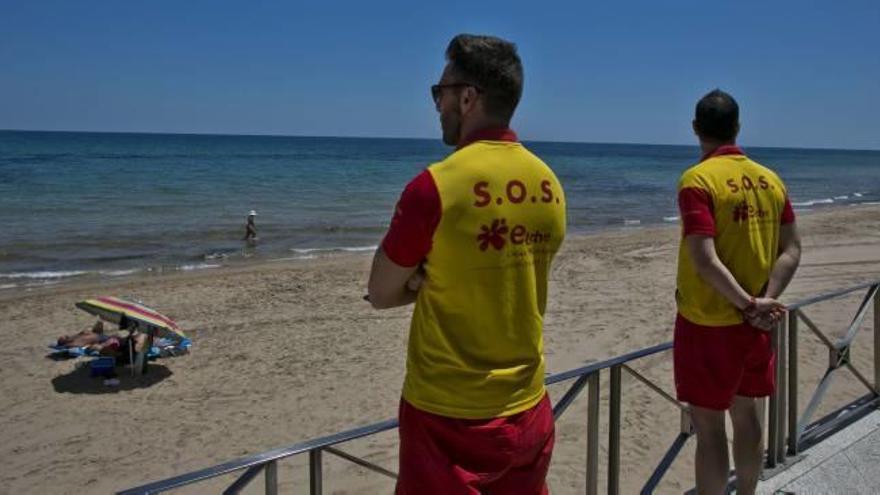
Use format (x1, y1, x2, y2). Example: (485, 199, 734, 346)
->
(382, 128, 566, 419)
(676, 145, 795, 326)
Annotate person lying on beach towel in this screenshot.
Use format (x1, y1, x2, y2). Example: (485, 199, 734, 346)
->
(56, 319, 107, 347)
(56, 322, 149, 359)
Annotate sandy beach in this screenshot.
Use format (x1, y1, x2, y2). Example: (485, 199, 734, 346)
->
(1, 205, 878, 494)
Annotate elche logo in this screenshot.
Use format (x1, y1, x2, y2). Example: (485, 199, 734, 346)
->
(478, 219, 509, 250)
(732, 201, 750, 222)
(732, 200, 770, 223)
(477, 218, 552, 251)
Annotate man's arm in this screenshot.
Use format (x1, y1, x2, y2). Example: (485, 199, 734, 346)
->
(764, 222, 801, 298)
(366, 170, 440, 310)
(686, 235, 752, 310)
(686, 235, 783, 315)
(367, 248, 420, 309)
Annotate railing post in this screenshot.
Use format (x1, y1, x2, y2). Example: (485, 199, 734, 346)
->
(775, 317, 788, 463)
(310, 449, 322, 495)
(608, 365, 621, 495)
(587, 372, 599, 495)
(766, 349, 779, 465)
(788, 310, 799, 455)
(265, 460, 278, 495)
(874, 285, 879, 398)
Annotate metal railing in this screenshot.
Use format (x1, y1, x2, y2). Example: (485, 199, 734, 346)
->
(767, 279, 880, 469)
(119, 279, 880, 495)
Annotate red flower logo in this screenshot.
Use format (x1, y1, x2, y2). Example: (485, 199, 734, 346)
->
(477, 219, 509, 251)
(732, 201, 749, 222)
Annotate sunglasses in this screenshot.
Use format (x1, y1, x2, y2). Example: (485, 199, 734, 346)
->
(431, 83, 483, 104)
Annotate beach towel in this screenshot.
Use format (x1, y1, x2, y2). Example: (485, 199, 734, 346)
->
(48, 337, 191, 360)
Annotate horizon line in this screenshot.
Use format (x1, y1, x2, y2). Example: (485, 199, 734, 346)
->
(2, 128, 879, 153)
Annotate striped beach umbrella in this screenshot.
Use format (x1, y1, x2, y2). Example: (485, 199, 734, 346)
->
(75, 296, 186, 341)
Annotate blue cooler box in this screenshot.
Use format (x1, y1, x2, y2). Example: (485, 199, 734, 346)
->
(89, 357, 116, 377)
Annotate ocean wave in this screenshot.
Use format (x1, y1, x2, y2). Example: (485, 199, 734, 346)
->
(0, 283, 17, 290)
(291, 245, 377, 254)
(663, 216, 679, 222)
(791, 198, 834, 207)
(861, 201, 880, 206)
(178, 263, 221, 272)
(853, 192, 864, 197)
(833, 195, 849, 200)
(0, 270, 88, 280)
(21, 279, 62, 290)
(623, 219, 641, 226)
(99, 268, 142, 277)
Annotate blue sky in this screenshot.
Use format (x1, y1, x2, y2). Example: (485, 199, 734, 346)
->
(2, 0, 878, 149)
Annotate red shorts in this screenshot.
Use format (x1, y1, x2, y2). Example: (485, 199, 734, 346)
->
(396, 394, 554, 495)
(673, 313, 775, 411)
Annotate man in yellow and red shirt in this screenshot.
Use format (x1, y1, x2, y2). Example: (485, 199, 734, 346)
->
(674, 89, 801, 494)
(368, 34, 565, 494)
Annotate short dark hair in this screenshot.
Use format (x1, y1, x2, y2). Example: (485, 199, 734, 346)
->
(694, 89, 740, 142)
(445, 34, 523, 122)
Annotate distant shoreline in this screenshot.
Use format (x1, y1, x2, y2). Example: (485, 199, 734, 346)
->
(1, 198, 876, 295)
(3, 203, 878, 302)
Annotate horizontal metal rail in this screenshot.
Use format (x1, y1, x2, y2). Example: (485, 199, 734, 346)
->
(118, 419, 399, 495)
(119, 279, 880, 495)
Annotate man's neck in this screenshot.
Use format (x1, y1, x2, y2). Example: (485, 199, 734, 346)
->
(699, 139, 736, 157)
(458, 117, 509, 146)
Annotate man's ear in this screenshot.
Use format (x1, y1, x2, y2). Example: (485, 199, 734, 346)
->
(460, 87, 479, 115)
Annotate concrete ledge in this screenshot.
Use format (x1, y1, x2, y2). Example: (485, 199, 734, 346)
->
(757, 410, 880, 494)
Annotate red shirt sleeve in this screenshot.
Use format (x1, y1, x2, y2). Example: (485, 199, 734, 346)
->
(780, 197, 795, 225)
(678, 187, 716, 237)
(381, 170, 441, 267)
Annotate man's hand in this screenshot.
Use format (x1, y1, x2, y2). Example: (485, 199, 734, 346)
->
(367, 248, 421, 309)
(743, 297, 786, 331)
(406, 266, 426, 292)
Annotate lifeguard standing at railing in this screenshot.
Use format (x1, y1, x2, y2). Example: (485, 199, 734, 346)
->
(368, 34, 566, 495)
(673, 89, 802, 495)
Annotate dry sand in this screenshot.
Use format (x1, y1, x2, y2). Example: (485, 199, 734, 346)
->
(1, 205, 878, 494)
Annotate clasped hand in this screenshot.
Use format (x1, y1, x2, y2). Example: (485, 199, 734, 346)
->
(744, 297, 786, 331)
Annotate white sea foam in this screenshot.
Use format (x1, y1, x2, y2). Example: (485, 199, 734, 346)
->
(291, 245, 377, 254)
(792, 198, 834, 207)
(853, 192, 864, 197)
(99, 268, 141, 277)
(663, 216, 680, 222)
(0, 270, 88, 280)
(178, 263, 221, 272)
(24, 280, 61, 289)
(834, 195, 849, 200)
(623, 219, 641, 226)
(861, 202, 880, 206)
(0, 283, 17, 290)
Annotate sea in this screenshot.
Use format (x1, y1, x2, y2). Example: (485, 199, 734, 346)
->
(2, 130, 879, 292)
